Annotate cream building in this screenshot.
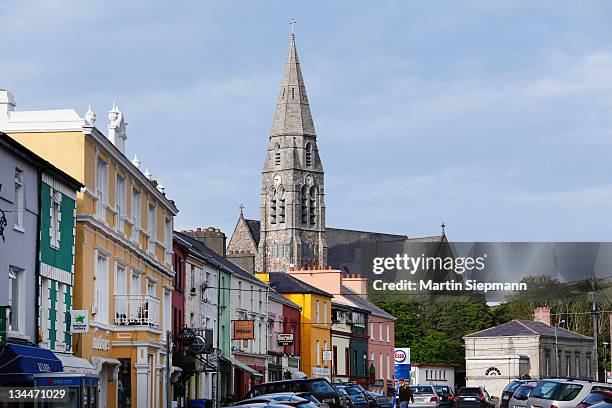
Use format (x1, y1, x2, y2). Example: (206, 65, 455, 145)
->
(464, 314, 595, 398)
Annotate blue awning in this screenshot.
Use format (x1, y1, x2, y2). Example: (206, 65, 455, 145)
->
(0, 343, 63, 383)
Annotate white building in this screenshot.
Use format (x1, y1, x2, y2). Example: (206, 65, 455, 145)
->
(410, 364, 455, 389)
(464, 310, 595, 398)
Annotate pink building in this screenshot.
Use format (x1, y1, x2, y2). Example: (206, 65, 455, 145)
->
(287, 268, 395, 393)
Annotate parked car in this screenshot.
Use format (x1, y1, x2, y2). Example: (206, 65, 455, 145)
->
(336, 385, 368, 408)
(234, 394, 319, 408)
(455, 386, 495, 408)
(366, 391, 392, 408)
(576, 390, 612, 408)
(587, 401, 612, 408)
(227, 404, 294, 408)
(247, 379, 343, 408)
(507, 382, 537, 408)
(336, 387, 354, 408)
(501, 381, 530, 408)
(409, 385, 440, 408)
(434, 385, 455, 408)
(343, 383, 377, 407)
(527, 379, 612, 408)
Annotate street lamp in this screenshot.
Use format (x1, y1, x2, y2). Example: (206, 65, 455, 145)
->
(603, 342, 609, 382)
(555, 319, 566, 378)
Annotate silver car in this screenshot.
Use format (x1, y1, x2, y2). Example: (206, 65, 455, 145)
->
(527, 379, 612, 408)
(507, 382, 537, 408)
(410, 385, 441, 408)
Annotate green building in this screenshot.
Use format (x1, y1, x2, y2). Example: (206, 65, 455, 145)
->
(38, 172, 81, 352)
(350, 310, 370, 385)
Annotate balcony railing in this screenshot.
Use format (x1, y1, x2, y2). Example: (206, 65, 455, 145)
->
(114, 294, 160, 327)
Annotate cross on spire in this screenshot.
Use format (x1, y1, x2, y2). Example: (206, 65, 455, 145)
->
(239, 203, 245, 216)
(290, 18, 296, 36)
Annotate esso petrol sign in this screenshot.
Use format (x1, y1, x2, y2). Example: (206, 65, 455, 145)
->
(394, 348, 410, 365)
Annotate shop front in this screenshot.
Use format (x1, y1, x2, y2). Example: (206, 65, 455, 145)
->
(0, 342, 63, 385)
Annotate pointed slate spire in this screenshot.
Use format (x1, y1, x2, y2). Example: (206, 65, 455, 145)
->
(270, 34, 316, 137)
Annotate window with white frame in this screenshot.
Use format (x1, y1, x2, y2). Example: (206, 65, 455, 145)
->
(115, 264, 128, 323)
(14, 168, 24, 230)
(8, 266, 23, 333)
(132, 188, 141, 241)
(316, 340, 321, 366)
(386, 354, 390, 378)
(250, 285, 254, 310)
(164, 217, 172, 262)
(94, 252, 109, 323)
(163, 289, 171, 334)
(315, 300, 320, 324)
(148, 203, 156, 252)
(370, 322, 374, 339)
(379, 353, 383, 379)
(238, 281, 242, 309)
(116, 174, 126, 231)
(190, 264, 196, 291)
(49, 189, 61, 248)
(323, 302, 327, 325)
(386, 323, 390, 342)
(131, 272, 141, 295)
(96, 158, 108, 220)
(352, 311, 365, 327)
(147, 280, 156, 297)
(258, 289, 263, 313)
(379, 322, 383, 340)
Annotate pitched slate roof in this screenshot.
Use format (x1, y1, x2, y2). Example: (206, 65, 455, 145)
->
(174, 231, 266, 287)
(246, 219, 261, 246)
(268, 272, 333, 298)
(339, 286, 395, 320)
(464, 320, 593, 340)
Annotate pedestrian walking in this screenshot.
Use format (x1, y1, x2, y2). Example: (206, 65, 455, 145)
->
(398, 378, 414, 408)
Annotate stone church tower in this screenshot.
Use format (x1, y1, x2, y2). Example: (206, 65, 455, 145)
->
(256, 34, 328, 272)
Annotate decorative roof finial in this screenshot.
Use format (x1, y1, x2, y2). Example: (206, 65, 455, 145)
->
(441, 222, 446, 235)
(85, 105, 96, 125)
(144, 168, 152, 180)
(290, 17, 296, 37)
(239, 203, 245, 216)
(132, 154, 141, 168)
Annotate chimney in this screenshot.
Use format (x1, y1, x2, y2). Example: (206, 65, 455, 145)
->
(183, 227, 227, 257)
(533, 307, 551, 326)
(107, 102, 127, 154)
(342, 274, 368, 299)
(0, 90, 16, 121)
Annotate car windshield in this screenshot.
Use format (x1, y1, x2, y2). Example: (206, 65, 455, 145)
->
(460, 388, 481, 397)
(513, 385, 533, 400)
(504, 381, 523, 393)
(584, 393, 612, 404)
(411, 386, 435, 394)
(307, 380, 335, 394)
(344, 387, 363, 396)
(531, 382, 584, 401)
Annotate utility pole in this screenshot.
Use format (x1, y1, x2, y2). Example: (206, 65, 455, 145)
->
(603, 342, 609, 383)
(592, 276, 599, 381)
(166, 330, 172, 408)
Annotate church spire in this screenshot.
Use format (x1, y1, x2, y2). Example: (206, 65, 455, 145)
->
(270, 34, 316, 137)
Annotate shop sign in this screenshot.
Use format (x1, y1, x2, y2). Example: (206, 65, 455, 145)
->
(322, 350, 333, 361)
(277, 333, 294, 346)
(93, 336, 110, 351)
(177, 327, 196, 345)
(70, 310, 89, 333)
(233, 320, 255, 340)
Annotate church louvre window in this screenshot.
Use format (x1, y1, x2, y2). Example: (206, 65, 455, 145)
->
(281, 88, 286, 100)
(300, 185, 308, 225)
(291, 87, 295, 99)
(309, 187, 316, 225)
(305, 142, 312, 167)
(274, 143, 281, 166)
(278, 187, 286, 223)
(269, 188, 277, 224)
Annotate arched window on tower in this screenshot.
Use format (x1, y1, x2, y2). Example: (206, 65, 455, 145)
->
(274, 143, 281, 166)
(301, 185, 308, 225)
(305, 142, 312, 167)
(309, 186, 317, 226)
(269, 188, 277, 224)
(278, 187, 286, 223)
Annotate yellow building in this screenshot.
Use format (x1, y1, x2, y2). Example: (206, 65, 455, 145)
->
(1, 92, 177, 408)
(256, 272, 332, 379)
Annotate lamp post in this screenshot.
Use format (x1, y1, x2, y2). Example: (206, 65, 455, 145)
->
(603, 342, 609, 383)
(555, 319, 565, 378)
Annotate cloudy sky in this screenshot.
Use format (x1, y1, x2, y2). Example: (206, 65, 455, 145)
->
(2, 1, 612, 241)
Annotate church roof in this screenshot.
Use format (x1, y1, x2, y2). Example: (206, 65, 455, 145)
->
(464, 319, 593, 341)
(267, 272, 333, 298)
(246, 219, 261, 245)
(269, 34, 316, 137)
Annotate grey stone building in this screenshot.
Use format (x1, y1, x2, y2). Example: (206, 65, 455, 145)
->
(226, 35, 447, 276)
(464, 312, 595, 398)
(253, 33, 327, 273)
